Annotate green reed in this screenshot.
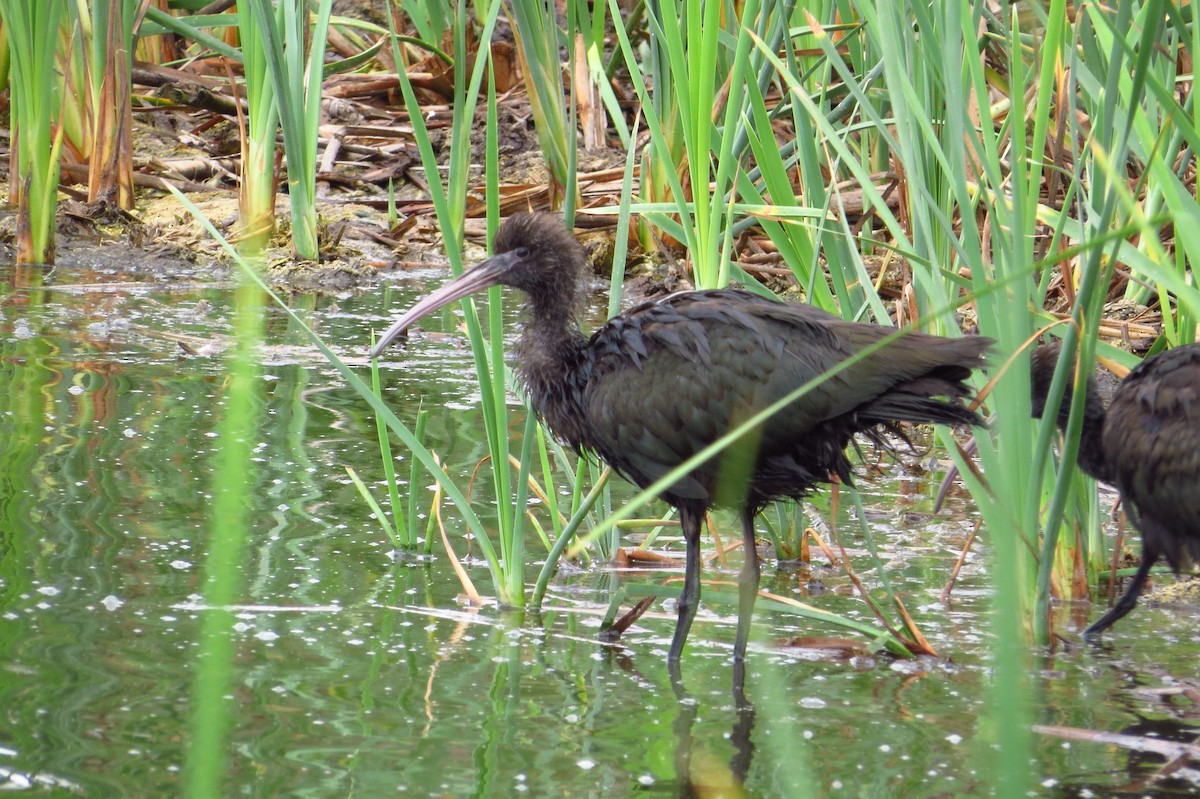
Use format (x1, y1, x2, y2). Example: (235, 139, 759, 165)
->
(0, 0, 65, 264)
(396, 0, 451, 43)
(235, 1, 281, 256)
(506, 0, 573, 201)
(245, 0, 333, 261)
(351, 358, 431, 552)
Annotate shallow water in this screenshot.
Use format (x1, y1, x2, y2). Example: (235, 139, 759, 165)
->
(1, 251, 1197, 797)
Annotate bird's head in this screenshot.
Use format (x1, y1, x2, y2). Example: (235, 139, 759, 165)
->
(488, 212, 586, 297)
(369, 213, 585, 359)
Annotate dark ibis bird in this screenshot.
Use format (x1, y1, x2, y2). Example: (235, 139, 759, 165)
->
(371, 213, 991, 665)
(1031, 341, 1200, 637)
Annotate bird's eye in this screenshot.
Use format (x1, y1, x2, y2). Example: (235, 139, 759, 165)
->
(514, 246, 531, 259)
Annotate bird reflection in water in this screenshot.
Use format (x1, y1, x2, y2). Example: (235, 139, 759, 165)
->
(598, 638, 757, 795)
(671, 668, 757, 798)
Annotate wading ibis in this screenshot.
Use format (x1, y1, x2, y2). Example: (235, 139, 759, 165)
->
(1032, 341, 1200, 636)
(371, 213, 991, 666)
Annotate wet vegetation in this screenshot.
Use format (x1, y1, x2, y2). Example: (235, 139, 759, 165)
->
(1, 0, 1198, 796)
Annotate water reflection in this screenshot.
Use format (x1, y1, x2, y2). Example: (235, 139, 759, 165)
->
(665, 663, 757, 798)
(1040, 716, 1200, 797)
(0, 261, 1196, 795)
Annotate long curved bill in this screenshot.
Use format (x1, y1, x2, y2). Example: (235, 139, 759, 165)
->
(368, 251, 519, 360)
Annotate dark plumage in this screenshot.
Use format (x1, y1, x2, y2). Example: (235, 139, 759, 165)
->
(1032, 341, 1200, 636)
(371, 213, 991, 666)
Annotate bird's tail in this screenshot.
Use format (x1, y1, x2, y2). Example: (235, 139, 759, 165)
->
(857, 350, 986, 430)
(859, 392, 983, 430)
(857, 335, 989, 430)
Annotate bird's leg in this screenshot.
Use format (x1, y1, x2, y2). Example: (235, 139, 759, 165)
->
(668, 505, 704, 665)
(733, 507, 761, 663)
(1083, 545, 1159, 639)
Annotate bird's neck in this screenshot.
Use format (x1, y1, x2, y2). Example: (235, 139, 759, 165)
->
(1041, 366, 1112, 484)
(1073, 396, 1112, 484)
(513, 304, 591, 449)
